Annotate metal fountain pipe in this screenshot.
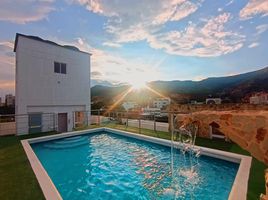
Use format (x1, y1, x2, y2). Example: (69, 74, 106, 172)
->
(170, 113, 174, 176)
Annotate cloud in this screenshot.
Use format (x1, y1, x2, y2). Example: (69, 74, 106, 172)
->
(226, 0, 234, 6)
(240, 0, 268, 20)
(0, 41, 15, 97)
(73, 0, 201, 43)
(256, 24, 268, 35)
(0, 0, 55, 24)
(248, 42, 259, 48)
(0, 41, 15, 68)
(218, 8, 223, 12)
(102, 42, 121, 48)
(52, 37, 162, 84)
(148, 13, 245, 57)
(73, 1, 245, 57)
(153, 1, 199, 24)
(91, 71, 103, 78)
(76, 37, 85, 45)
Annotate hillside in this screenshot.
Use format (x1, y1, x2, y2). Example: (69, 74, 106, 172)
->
(91, 66, 268, 106)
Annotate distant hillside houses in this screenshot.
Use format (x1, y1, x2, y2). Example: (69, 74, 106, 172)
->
(250, 92, 268, 105)
(206, 98, 222, 105)
(122, 102, 138, 111)
(153, 98, 171, 109)
(122, 97, 171, 112)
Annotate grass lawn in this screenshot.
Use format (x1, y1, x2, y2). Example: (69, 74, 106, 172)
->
(0, 132, 58, 200)
(1, 125, 267, 200)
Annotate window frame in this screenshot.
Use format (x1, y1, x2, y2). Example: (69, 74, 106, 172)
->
(61, 63, 67, 74)
(54, 62, 61, 73)
(54, 62, 67, 74)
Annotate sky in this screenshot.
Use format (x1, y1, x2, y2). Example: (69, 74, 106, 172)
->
(0, 0, 268, 99)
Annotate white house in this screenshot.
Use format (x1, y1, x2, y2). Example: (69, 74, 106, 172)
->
(14, 33, 91, 134)
(122, 101, 138, 111)
(141, 107, 161, 115)
(153, 98, 171, 109)
(206, 98, 222, 105)
(250, 93, 268, 104)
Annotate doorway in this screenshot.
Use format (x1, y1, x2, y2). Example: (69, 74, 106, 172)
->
(58, 113, 68, 132)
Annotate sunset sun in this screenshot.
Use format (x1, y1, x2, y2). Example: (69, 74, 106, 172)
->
(129, 79, 147, 89)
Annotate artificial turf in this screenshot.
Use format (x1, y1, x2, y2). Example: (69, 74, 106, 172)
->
(0, 126, 266, 200)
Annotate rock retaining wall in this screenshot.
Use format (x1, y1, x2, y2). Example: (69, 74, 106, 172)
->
(174, 110, 268, 165)
(170, 103, 268, 113)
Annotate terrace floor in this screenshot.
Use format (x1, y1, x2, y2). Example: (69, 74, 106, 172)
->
(0, 125, 267, 200)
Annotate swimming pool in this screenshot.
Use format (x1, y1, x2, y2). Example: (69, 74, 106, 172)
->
(22, 128, 252, 200)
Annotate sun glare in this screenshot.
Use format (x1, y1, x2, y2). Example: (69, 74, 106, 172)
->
(125, 68, 159, 90)
(129, 79, 147, 89)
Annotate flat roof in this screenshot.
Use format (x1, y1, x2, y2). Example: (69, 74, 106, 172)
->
(14, 33, 91, 55)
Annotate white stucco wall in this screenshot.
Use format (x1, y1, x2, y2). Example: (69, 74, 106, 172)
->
(15, 35, 91, 134)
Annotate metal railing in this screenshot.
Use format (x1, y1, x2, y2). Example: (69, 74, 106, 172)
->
(73, 109, 191, 139)
(0, 113, 56, 136)
(0, 110, 191, 138)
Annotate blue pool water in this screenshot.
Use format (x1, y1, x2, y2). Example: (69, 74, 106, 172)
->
(32, 131, 239, 200)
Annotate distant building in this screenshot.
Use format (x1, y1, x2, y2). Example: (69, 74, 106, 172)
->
(190, 100, 204, 105)
(206, 98, 222, 105)
(153, 98, 171, 109)
(141, 107, 161, 117)
(122, 102, 138, 111)
(14, 33, 91, 134)
(249, 92, 268, 105)
(5, 94, 15, 106)
(190, 100, 197, 104)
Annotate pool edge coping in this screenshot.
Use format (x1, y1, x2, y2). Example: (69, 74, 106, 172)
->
(21, 127, 252, 200)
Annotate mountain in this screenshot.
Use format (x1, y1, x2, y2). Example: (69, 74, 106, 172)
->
(91, 85, 130, 99)
(149, 66, 268, 95)
(91, 80, 115, 87)
(91, 66, 268, 106)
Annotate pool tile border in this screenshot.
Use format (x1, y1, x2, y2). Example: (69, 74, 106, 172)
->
(21, 128, 252, 200)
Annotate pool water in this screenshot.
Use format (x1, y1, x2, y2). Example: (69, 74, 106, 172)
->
(32, 131, 239, 200)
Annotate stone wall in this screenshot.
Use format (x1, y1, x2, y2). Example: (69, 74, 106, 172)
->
(170, 103, 268, 113)
(174, 110, 268, 165)
(0, 122, 16, 136)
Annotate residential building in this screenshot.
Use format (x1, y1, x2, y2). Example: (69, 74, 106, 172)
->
(122, 101, 138, 111)
(153, 98, 171, 109)
(5, 94, 15, 106)
(141, 107, 161, 116)
(206, 98, 222, 104)
(190, 100, 204, 105)
(250, 92, 268, 104)
(142, 107, 161, 114)
(14, 33, 91, 134)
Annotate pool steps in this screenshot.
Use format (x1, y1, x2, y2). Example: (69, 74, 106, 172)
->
(43, 136, 88, 149)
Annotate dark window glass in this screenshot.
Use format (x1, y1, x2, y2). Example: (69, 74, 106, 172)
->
(61, 63, 67, 74)
(54, 62, 60, 73)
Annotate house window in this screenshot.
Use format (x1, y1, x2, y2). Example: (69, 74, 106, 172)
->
(61, 63, 66, 74)
(54, 62, 67, 74)
(54, 62, 60, 73)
